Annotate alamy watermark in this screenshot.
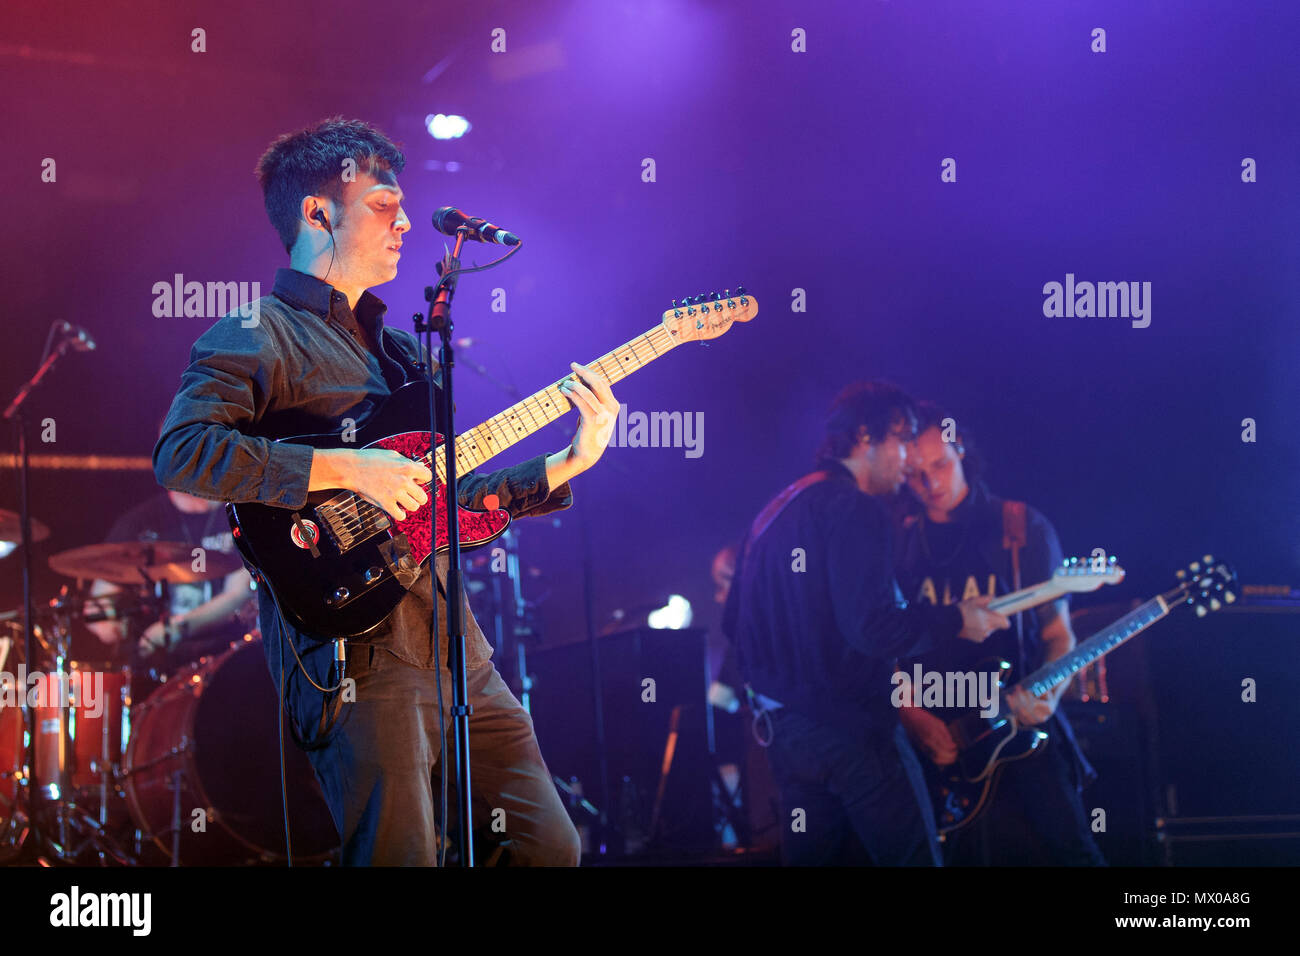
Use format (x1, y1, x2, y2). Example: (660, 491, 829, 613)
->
(152, 273, 261, 327)
(891, 664, 1000, 717)
(0, 666, 104, 719)
(602, 402, 703, 459)
(1042, 273, 1151, 328)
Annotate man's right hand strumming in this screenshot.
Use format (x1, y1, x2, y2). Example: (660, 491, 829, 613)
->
(956, 595, 1010, 643)
(309, 448, 433, 523)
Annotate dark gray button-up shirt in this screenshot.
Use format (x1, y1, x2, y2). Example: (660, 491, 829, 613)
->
(153, 267, 573, 672)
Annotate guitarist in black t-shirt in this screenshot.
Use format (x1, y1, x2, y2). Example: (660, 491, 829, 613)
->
(893, 402, 1105, 866)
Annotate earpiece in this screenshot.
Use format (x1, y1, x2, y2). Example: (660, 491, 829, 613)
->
(314, 209, 331, 232)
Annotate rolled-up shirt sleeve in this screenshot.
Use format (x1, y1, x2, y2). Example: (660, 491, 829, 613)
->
(153, 315, 314, 509)
(457, 453, 573, 519)
(399, 334, 574, 519)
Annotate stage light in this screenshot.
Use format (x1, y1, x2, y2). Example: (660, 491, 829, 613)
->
(425, 113, 471, 140)
(648, 594, 692, 630)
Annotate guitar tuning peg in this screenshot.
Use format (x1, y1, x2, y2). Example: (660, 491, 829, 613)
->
(1190, 561, 1201, 572)
(1224, 591, 1236, 603)
(1210, 598, 1222, 611)
(1195, 605, 1208, 618)
(736, 285, 746, 296)
(1175, 569, 1186, 580)
(1203, 554, 1214, 563)
(670, 299, 676, 308)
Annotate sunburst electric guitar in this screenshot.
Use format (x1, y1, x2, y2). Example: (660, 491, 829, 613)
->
(227, 289, 758, 638)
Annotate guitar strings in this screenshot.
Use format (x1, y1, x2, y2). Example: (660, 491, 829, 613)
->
(315, 327, 679, 540)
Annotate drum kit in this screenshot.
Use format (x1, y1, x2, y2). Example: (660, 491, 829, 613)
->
(0, 509, 337, 866)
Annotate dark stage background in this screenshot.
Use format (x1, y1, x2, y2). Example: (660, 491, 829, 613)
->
(2, 0, 1297, 860)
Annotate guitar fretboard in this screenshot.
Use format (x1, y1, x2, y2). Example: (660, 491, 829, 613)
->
(1019, 595, 1169, 698)
(432, 324, 682, 485)
(990, 582, 1063, 616)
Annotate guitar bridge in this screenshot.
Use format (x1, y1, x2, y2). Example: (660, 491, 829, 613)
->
(317, 498, 390, 554)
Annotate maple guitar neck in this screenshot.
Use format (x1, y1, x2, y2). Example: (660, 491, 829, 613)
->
(431, 324, 683, 485)
(987, 582, 1073, 616)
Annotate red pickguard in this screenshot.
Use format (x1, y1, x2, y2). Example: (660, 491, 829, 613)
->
(370, 431, 511, 565)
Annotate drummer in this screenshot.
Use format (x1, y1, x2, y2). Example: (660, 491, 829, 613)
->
(84, 485, 254, 663)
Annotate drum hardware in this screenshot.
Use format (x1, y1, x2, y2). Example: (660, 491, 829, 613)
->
(15, 591, 138, 864)
(1, 543, 333, 866)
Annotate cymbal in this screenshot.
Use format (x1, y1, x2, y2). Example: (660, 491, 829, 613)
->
(48, 541, 244, 585)
(0, 508, 50, 545)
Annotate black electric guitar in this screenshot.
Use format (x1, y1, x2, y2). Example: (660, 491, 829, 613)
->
(227, 289, 758, 639)
(922, 556, 1236, 836)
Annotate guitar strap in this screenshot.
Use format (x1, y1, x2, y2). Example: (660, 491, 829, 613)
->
(741, 471, 830, 566)
(1001, 500, 1027, 672)
(738, 470, 830, 745)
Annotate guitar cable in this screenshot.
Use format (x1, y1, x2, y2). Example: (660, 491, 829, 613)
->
(264, 578, 349, 867)
(276, 620, 293, 867)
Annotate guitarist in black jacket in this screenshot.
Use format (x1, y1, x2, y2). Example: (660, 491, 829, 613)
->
(894, 402, 1105, 865)
(722, 382, 1009, 865)
(153, 118, 620, 865)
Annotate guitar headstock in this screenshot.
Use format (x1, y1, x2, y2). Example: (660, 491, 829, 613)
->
(1171, 555, 1237, 618)
(1052, 555, 1126, 592)
(662, 287, 758, 343)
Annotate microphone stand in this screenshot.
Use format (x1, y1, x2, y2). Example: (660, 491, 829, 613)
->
(2, 330, 86, 849)
(418, 227, 475, 866)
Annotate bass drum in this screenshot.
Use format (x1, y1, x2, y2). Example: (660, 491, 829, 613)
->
(123, 634, 338, 865)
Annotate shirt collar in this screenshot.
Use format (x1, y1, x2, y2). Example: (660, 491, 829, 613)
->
(272, 267, 388, 329)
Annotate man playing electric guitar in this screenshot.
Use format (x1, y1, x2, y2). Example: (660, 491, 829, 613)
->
(154, 118, 620, 865)
(894, 402, 1105, 866)
(723, 383, 1010, 866)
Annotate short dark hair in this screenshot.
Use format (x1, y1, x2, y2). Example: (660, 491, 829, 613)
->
(817, 381, 918, 461)
(914, 399, 984, 482)
(255, 117, 406, 252)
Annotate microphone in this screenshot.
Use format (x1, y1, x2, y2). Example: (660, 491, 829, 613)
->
(431, 207, 521, 246)
(58, 321, 97, 352)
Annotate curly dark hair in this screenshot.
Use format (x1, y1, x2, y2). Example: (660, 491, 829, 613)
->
(255, 117, 406, 252)
(816, 381, 918, 461)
